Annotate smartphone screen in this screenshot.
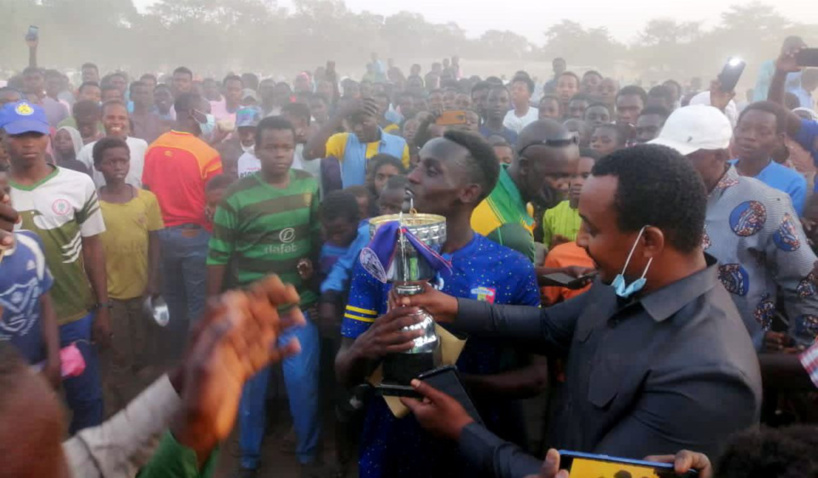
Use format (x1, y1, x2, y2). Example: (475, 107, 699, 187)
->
(26, 25, 39, 41)
(436, 110, 468, 126)
(718, 57, 745, 93)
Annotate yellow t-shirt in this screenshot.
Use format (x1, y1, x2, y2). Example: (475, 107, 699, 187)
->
(325, 132, 411, 169)
(100, 188, 165, 300)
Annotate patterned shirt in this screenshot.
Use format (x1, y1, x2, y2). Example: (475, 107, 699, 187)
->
(11, 167, 106, 324)
(799, 341, 818, 389)
(207, 170, 320, 307)
(704, 166, 818, 349)
(0, 231, 53, 364)
(342, 233, 540, 478)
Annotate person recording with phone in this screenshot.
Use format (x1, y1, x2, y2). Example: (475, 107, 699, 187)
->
(394, 145, 762, 477)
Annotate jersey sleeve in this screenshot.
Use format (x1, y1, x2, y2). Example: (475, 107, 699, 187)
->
(341, 261, 383, 339)
(207, 197, 238, 266)
(325, 133, 347, 161)
(77, 177, 106, 237)
(143, 190, 165, 231)
(201, 152, 223, 181)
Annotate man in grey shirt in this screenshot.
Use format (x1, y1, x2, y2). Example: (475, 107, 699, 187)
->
(650, 105, 818, 349)
(393, 145, 761, 477)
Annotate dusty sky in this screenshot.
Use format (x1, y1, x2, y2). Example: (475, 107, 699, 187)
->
(133, 0, 815, 43)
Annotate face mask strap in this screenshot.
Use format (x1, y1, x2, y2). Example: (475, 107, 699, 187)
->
(620, 225, 648, 276)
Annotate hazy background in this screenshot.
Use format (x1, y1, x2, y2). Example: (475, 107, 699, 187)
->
(2, 0, 816, 90)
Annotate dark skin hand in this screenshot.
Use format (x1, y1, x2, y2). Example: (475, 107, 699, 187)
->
(0, 192, 17, 248)
(170, 276, 305, 465)
(389, 283, 459, 324)
(400, 379, 475, 441)
(763, 330, 796, 353)
(527, 449, 713, 478)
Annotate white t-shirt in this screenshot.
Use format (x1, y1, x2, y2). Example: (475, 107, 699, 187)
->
(503, 106, 540, 134)
(77, 136, 148, 188)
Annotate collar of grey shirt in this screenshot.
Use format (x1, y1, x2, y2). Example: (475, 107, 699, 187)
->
(639, 254, 719, 323)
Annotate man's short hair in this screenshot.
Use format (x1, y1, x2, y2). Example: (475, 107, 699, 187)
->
(639, 105, 671, 121)
(617, 85, 648, 104)
(511, 74, 535, 95)
(254, 115, 295, 147)
(716, 425, 818, 478)
(206, 174, 235, 192)
(81, 62, 98, 72)
(173, 67, 193, 78)
(78, 82, 100, 93)
(569, 93, 592, 104)
(223, 74, 242, 87)
(559, 71, 581, 85)
(442, 130, 500, 201)
(586, 102, 613, 115)
(129, 81, 146, 94)
(591, 144, 706, 253)
(739, 101, 789, 134)
(471, 81, 491, 96)
(241, 73, 260, 91)
(593, 123, 627, 146)
(101, 84, 120, 95)
(72, 99, 101, 118)
(101, 100, 127, 115)
(320, 190, 361, 223)
(174, 93, 201, 115)
(22, 66, 43, 77)
(281, 102, 311, 125)
(140, 73, 157, 83)
(648, 85, 674, 104)
(92, 136, 129, 166)
(368, 154, 406, 177)
(583, 70, 603, 80)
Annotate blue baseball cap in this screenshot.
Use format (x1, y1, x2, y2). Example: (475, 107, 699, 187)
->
(0, 101, 50, 135)
(236, 107, 261, 129)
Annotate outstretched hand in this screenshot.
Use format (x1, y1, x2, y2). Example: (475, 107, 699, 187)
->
(776, 47, 804, 74)
(644, 450, 713, 478)
(388, 282, 458, 323)
(170, 275, 305, 461)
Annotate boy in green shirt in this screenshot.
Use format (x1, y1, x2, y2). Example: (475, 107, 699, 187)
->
(206, 116, 326, 477)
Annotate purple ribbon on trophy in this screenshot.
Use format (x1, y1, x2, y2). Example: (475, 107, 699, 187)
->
(359, 221, 452, 284)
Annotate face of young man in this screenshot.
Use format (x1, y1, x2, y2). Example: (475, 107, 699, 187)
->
(584, 106, 610, 127)
(350, 115, 380, 144)
(569, 156, 595, 208)
(734, 109, 782, 162)
(173, 73, 193, 95)
(224, 79, 243, 106)
(82, 67, 99, 84)
(556, 75, 579, 103)
(154, 88, 173, 113)
(635, 114, 666, 144)
(407, 138, 477, 217)
(102, 104, 129, 139)
(130, 85, 153, 109)
(591, 126, 620, 157)
(109, 75, 127, 94)
(3, 132, 48, 167)
(510, 81, 531, 107)
(255, 128, 295, 178)
(568, 100, 589, 120)
(519, 144, 579, 204)
(616, 94, 644, 125)
(24, 71, 44, 96)
(323, 217, 358, 247)
(539, 98, 560, 120)
(486, 89, 510, 122)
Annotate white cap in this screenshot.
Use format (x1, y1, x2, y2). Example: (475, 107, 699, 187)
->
(648, 104, 733, 156)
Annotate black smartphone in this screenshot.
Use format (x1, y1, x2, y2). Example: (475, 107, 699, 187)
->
(542, 272, 596, 289)
(26, 25, 39, 42)
(796, 48, 818, 67)
(377, 365, 484, 425)
(559, 451, 699, 478)
(718, 57, 746, 93)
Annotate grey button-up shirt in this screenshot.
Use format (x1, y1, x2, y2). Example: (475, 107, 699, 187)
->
(704, 166, 818, 349)
(453, 256, 762, 478)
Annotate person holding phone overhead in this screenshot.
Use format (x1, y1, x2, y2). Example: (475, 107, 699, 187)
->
(395, 145, 761, 477)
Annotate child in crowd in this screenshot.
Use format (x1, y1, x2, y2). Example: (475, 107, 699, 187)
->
(488, 135, 514, 165)
(377, 175, 408, 215)
(542, 148, 599, 249)
(590, 123, 627, 157)
(94, 137, 164, 414)
(366, 154, 405, 200)
(344, 185, 373, 219)
(0, 165, 60, 389)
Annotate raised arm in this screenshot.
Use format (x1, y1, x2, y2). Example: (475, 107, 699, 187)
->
(303, 101, 359, 160)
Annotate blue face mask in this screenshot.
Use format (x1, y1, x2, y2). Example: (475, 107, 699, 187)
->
(198, 113, 216, 137)
(611, 226, 653, 299)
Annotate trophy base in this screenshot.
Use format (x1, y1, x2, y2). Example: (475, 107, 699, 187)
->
(381, 352, 438, 387)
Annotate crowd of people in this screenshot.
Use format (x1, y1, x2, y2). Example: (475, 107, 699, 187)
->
(1, 33, 818, 478)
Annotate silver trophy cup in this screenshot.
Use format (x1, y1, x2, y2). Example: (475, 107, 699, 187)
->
(369, 213, 446, 385)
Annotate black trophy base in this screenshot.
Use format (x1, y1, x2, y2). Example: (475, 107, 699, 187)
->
(377, 352, 436, 397)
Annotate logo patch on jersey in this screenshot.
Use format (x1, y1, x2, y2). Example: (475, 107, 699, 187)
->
(51, 198, 71, 216)
(797, 272, 818, 298)
(796, 314, 818, 339)
(303, 193, 312, 207)
(772, 213, 800, 252)
(754, 294, 776, 330)
(15, 103, 34, 116)
(0, 277, 41, 339)
(729, 201, 766, 237)
(718, 263, 749, 296)
(470, 286, 496, 303)
(360, 247, 387, 283)
(279, 228, 295, 244)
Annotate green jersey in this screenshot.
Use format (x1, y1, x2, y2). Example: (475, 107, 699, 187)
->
(207, 170, 320, 306)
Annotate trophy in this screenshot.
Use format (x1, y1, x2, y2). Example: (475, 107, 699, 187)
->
(364, 199, 448, 390)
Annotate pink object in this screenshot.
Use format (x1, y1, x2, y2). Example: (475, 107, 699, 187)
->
(60, 343, 86, 378)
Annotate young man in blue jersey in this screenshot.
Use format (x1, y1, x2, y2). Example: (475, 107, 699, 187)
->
(334, 130, 545, 478)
